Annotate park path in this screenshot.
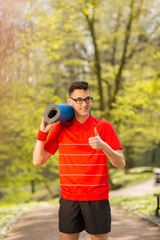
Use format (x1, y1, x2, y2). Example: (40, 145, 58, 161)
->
(109, 175, 160, 198)
(2, 176, 160, 240)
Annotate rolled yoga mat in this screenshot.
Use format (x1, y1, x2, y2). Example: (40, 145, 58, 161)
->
(44, 103, 91, 124)
(43, 104, 75, 124)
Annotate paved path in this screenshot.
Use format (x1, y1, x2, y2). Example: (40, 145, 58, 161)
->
(3, 205, 160, 240)
(2, 177, 160, 240)
(110, 176, 160, 198)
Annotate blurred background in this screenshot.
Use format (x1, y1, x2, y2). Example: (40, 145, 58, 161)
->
(0, 0, 160, 223)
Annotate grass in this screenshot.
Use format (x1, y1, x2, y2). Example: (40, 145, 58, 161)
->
(109, 167, 159, 217)
(0, 201, 47, 232)
(110, 193, 158, 217)
(109, 166, 154, 189)
(0, 179, 60, 234)
(0, 199, 60, 235)
(0, 190, 33, 205)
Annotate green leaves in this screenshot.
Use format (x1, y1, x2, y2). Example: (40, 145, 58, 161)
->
(0, 0, 160, 194)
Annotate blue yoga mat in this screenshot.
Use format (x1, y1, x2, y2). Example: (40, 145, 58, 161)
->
(44, 103, 91, 124)
(43, 104, 75, 124)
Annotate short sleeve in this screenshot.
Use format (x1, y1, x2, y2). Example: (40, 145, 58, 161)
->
(44, 123, 60, 155)
(98, 121, 123, 151)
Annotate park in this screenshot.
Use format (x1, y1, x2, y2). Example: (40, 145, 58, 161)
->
(0, 0, 160, 239)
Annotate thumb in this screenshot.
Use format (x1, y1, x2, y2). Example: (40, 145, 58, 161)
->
(94, 127, 99, 137)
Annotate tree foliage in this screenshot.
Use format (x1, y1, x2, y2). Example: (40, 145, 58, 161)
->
(0, 0, 160, 192)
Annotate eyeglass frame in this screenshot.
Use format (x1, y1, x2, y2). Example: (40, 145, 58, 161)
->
(69, 96, 93, 104)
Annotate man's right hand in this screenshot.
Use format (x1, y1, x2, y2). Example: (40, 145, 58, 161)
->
(40, 118, 60, 133)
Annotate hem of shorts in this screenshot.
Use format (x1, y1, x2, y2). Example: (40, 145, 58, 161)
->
(61, 193, 109, 201)
(85, 229, 111, 235)
(59, 228, 85, 234)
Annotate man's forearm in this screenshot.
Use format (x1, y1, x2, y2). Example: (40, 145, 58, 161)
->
(33, 120, 58, 166)
(33, 140, 49, 166)
(101, 142, 125, 170)
(88, 127, 125, 169)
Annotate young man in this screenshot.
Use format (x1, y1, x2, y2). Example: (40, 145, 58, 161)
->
(33, 81, 125, 240)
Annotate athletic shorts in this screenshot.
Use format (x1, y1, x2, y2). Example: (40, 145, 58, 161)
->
(59, 197, 111, 234)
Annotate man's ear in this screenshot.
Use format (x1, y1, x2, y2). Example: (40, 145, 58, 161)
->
(67, 98, 73, 106)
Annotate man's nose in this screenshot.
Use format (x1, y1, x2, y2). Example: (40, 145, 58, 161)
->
(82, 100, 87, 106)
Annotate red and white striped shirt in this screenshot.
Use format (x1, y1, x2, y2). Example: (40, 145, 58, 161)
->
(44, 114, 122, 201)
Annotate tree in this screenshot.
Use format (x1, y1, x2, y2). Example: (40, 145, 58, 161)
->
(1, 0, 160, 194)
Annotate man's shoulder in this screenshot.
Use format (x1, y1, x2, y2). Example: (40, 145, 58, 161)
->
(92, 116, 112, 127)
(60, 121, 73, 128)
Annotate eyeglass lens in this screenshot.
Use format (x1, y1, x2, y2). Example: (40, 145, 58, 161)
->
(77, 97, 92, 104)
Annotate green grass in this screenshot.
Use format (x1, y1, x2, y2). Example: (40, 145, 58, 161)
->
(109, 167, 158, 217)
(0, 190, 33, 205)
(0, 178, 60, 205)
(109, 166, 154, 189)
(110, 193, 158, 217)
(0, 198, 60, 234)
(0, 179, 60, 235)
(0, 201, 49, 232)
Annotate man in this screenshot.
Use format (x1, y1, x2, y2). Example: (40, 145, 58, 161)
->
(33, 81, 125, 240)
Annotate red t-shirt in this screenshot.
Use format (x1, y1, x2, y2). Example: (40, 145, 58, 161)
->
(44, 114, 122, 201)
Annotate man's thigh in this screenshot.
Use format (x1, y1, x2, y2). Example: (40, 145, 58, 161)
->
(80, 199, 111, 235)
(59, 198, 85, 233)
(59, 198, 111, 237)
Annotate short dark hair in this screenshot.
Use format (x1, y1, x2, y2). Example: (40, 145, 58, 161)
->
(69, 81, 90, 96)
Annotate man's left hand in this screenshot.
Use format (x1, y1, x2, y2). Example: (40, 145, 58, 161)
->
(89, 127, 104, 150)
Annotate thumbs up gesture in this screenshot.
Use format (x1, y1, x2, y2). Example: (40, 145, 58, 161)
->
(89, 127, 104, 150)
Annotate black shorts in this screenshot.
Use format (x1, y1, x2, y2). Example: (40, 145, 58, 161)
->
(59, 197, 111, 234)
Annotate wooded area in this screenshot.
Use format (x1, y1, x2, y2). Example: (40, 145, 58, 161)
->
(0, 0, 160, 193)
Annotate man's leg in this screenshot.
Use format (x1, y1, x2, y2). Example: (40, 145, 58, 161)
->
(80, 200, 111, 239)
(59, 198, 85, 239)
(90, 233, 108, 240)
(60, 232, 80, 240)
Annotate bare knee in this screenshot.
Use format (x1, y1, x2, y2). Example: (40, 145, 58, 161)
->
(90, 233, 108, 240)
(60, 232, 80, 240)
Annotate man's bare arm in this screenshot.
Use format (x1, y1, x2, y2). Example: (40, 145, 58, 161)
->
(33, 119, 59, 166)
(33, 141, 51, 166)
(89, 127, 125, 170)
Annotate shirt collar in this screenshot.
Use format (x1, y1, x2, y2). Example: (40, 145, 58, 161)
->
(72, 114, 94, 129)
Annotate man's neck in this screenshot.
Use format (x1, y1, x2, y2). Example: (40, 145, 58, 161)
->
(74, 113, 89, 124)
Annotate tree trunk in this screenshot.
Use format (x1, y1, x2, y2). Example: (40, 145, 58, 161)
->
(109, 0, 136, 111)
(151, 148, 156, 163)
(83, 4, 104, 111)
(31, 179, 35, 193)
(125, 145, 135, 171)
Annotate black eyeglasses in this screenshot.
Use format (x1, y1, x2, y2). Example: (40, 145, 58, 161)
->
(69, 96, 93, 104)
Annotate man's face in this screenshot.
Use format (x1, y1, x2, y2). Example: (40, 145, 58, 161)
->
(67, 89, 92, 117)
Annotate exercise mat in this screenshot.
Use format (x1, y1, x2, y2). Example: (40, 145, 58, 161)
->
(43, 104, 75, 124)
